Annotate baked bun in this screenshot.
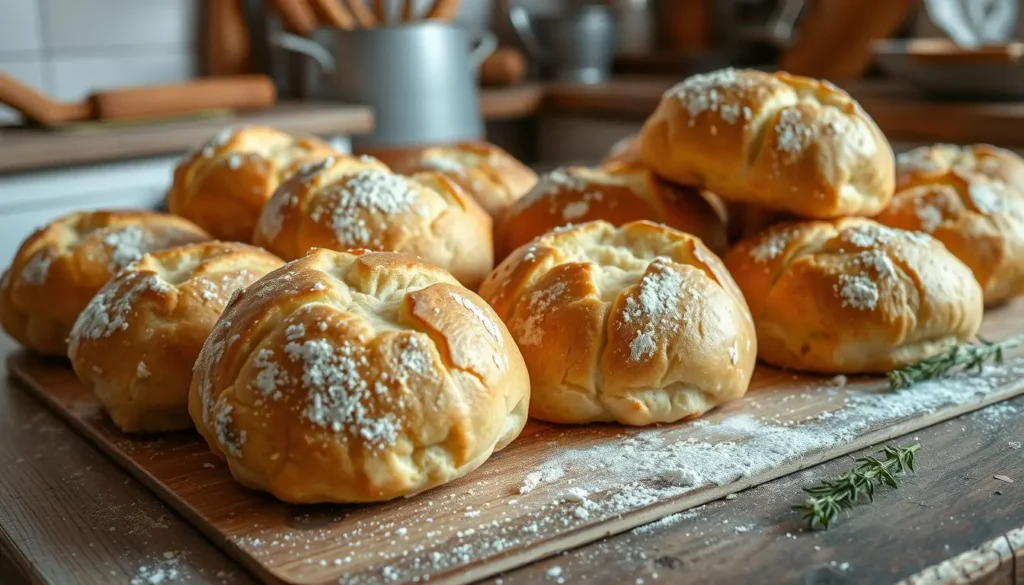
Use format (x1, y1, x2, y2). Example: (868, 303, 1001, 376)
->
(253, 155, 494, 288)
(0, 210, 211, 355)
(602, 134, 641, 166)
(68, 242, 283, 433)
(188, 249, 529, 503)
(411, 142, 538, 218)
(895, 143, 1024, 193)
(638, 68, 895, 218)
(874, 183, 1024, 306)
(501, 163, 728, 257)
(723, 218, 983, 374)
(479, 220, 755, 426)
(167, 126, 339, 242)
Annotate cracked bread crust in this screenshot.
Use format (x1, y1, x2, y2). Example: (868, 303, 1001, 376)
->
(189, 248, 529, 503)
(723, 218, 983, 373)
(638, 68, 894, 218)
(480, 220, 755, 426)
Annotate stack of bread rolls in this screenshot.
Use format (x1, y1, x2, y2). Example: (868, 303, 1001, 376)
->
(633, 67, 992, 373)
(2, 70, 1018, 505)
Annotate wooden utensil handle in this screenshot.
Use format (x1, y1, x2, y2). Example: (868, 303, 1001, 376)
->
(372, 0, 388, 23)
(343, 0, 377, 27)
(401, 0, 417, 21)
(424, 0, 460, 21)
(310, 0, 356, 29)
(90, 76, 277, 121)
(0, 74, 91, 125)
(479, 47, 527, 86)
(268, 0, 318, 35)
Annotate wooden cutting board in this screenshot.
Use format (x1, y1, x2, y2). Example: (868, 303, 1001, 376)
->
(9, 300, 1024, 585)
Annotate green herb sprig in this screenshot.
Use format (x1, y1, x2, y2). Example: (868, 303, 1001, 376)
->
(887, 336, 1023, 390)
(794, 444, 919, 530)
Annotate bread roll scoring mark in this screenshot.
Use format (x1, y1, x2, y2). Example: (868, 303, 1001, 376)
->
(622, 259, 687, 362)
(101, 225, 148, 269)
(20, 251, 52, 285)
(72, 272, 172, 340)
(448, 291, 502, 345)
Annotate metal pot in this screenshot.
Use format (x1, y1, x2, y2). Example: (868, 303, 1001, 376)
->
(274, 22, 496, 148)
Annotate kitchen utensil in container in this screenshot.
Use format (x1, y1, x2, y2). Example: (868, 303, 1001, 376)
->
(273, 21, 495, 147)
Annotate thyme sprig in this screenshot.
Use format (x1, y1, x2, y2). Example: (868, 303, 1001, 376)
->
(794, 444, 919, 530)
(887, 336, 1023, 390)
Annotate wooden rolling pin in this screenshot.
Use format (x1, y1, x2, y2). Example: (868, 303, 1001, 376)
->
(424, 0, 461, 21)
(479, 47, 528, 86)
(0, 75, 277, 126)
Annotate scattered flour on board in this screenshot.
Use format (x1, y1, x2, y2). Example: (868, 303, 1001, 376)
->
(215, 357, 1024, 585)
(129, 551, 182, 585)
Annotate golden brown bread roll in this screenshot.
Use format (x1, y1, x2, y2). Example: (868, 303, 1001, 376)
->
(410, 142, 538, 219)
(875, 188, 1024, 307)
(501, 163, 728, 257)
(895, 143, 1024, 193)
(167, 125, 339, 242)
(67, 242, 283, 432)
(188, 249, 529, 503)
(723, 218, 983, 374)
(252, 154, 494, 288)
(638, 68, 895, 218)
(0, 210, 211, 355)
(479, 220, 756, 426)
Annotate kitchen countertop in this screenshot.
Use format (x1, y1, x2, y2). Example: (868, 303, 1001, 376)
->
(0, 102, 375, 175)
(540, 76, 1024, 147)
(0, 330, 1021, 585)
(5, 78, 1024, 175)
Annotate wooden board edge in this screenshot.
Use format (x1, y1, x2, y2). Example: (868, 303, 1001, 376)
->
(440, 378, 1024, 585)
(8, 355, 1024, 585)
(893, 525, 1023, 585)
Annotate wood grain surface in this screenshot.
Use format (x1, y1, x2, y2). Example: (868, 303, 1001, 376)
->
(492, 395, 1024, 585)
(0, 338, 256, 585)
(9, 301, 1024, 585)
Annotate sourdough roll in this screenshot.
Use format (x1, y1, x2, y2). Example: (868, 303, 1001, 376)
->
(411, 142, 538, 219)
(167, 126, 339, 242)
(253, 155, 494, 288)
(723, 219, 983, 374)
(876, 144, 1024, 305)
(189, 249, 529, 503)
(501, 163, 728, 256)
(480, 220, 755, 426)
(0, 211, 210, 355)
(68, 243, 283, 433)
(639, 68, 895, 218)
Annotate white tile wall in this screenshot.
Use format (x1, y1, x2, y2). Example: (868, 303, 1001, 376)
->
(48, 53, 196, 101)
(0, 0, 43, 54)
(0, 0, 198, 123)
(41, 0, 197, 51)
(0, 60, 48, 123)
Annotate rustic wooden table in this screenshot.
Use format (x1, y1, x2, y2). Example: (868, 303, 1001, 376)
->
(0, 332, 1021, 585)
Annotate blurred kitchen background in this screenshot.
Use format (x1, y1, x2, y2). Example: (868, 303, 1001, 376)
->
(2, 0, 1023, 262)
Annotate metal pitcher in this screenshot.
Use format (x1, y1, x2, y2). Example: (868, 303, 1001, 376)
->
(507, 1, 616, 84)
(274, 22, 496, 148)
